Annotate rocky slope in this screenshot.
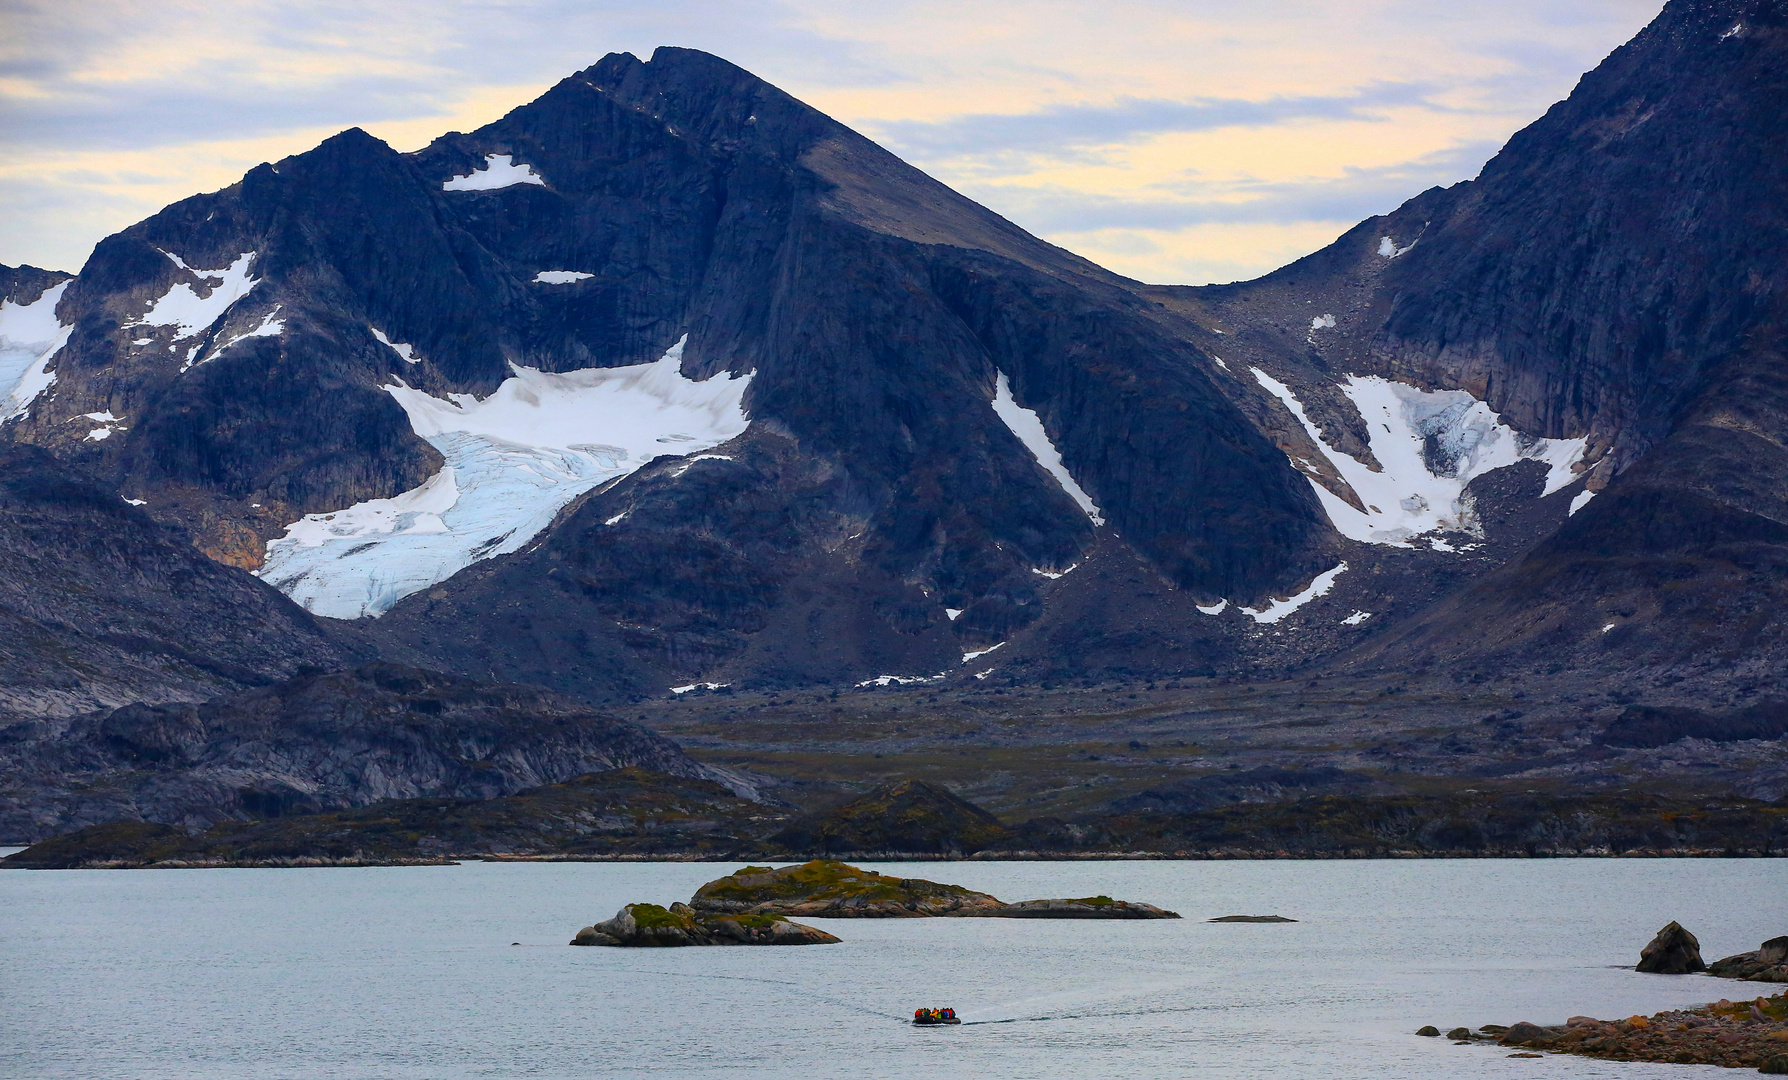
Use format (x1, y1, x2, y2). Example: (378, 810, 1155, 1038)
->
(0, 442, 361, 721)
(0, 663, 737, 842)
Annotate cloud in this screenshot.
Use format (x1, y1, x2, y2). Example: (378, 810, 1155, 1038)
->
(971, 140, 1503, 234)
(869, 81, 1451, 163)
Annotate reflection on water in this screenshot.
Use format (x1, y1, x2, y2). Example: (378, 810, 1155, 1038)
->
(2, 858, 1782, 1079)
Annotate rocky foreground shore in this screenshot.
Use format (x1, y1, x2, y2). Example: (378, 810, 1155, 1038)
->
(1486, 992, 1788, 1071)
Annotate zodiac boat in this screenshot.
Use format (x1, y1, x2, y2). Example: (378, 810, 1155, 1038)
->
(912, 1008, 961, 1026)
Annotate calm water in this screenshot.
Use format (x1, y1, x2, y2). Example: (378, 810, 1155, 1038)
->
(3, 857, 1784, 1079)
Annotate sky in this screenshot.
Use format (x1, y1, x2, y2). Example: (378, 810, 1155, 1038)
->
(0, 1, 1665, 285)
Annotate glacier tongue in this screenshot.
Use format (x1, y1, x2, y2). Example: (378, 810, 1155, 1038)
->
(257, 336, 751, 619)
(1253, 369, 1587, 547)
(0, 280, 73, 424)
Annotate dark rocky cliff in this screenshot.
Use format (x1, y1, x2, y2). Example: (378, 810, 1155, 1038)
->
(0, 662, 733, 842)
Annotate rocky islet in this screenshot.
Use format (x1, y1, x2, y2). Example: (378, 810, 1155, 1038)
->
(571, 859, 1178, 946)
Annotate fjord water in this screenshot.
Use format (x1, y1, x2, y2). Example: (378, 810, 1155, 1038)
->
(4, 859, 1782, 1079)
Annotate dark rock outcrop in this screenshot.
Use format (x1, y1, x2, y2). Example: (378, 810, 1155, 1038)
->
(1637, 921, 1707, 974)
(571, 902, 839, 946)
(1710, 936, 1788, 982)
(0, 663, 730, 842)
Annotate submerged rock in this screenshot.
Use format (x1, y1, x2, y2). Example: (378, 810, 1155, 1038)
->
(570, 902, 839, 947)
(689, 859, 1179, 919)
(1636, 921, 1707, 974)
(1709, 936, 1788, 983)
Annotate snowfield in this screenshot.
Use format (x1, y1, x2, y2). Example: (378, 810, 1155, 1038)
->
(131, 251, 260, 342)
(991, 371, 1104, 526)
(1252, 368, 1587, 547)
(257, 336, 752, 619)
(0, 280, 73, 424)
(443, 154, 546, 192)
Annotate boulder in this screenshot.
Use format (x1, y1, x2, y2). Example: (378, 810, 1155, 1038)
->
(1637, 921, 1707, 974)
(1447, 1027, 1473, 1040)
(1501, 1021, 1560, 1047)
(1711, 937, 1788, 983)
(1761, 1053, 1788, 1074)
(570, 902, 839, 947)
(1416, 1026, 1440, 1037)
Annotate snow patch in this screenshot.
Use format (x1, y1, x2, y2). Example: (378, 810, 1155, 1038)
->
(1569, 489, 1596, 516)
(1031, 564, 1078, 580)
(670, 682, 729, 695)
(1310, 314, 1335, 330)
(1721, 22, 1744, 39)
(0, 280, 73, 423)
(1341, 610, 1372, 625)
(1238, 562, 1347, 624)
(1212, 355, 1229, 371)
(186, 306, 282, 372)
(123, 498, 147, 506)
(856, 673, 946, 687)
(533, 271, 593, 284)
(85, 427, 113, 441)
(604, 511, 628, 526)
(962, 642, 1005, 663)
(944, 608, 964, 621)
(443, 154, 545, 192)
(371, 327, 420, 364)
(991, 371, 1104, 526)
(1378, 237, 1415, 258)
(671, 453, 733, 478)
(1601, 622, 1617, 634)
(130, 252, 259, 343)
(1252, 368, 1588, 547)
(82, 410, 122, 422)
(1195, 599, 1228, 616)
(257, 335, 752, 619)
(972, 668, 996, 680)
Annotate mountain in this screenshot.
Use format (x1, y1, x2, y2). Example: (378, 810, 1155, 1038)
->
(0, 663, 745, 842)
(1170, 0, 1788, 697)
(2, 0, 1785, 708)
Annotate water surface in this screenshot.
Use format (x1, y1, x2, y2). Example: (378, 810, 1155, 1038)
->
(4, 858, 1782, 1078)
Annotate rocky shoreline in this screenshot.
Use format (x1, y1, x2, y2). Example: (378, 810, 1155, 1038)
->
(1482, 992, 1788, 1071)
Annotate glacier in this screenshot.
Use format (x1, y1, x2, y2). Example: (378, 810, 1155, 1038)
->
(1252, 369, 1587, 547)
(0, 280, 73, 424)
(257, 336, 752, 619)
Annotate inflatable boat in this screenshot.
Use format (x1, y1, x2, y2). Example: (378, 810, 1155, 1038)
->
(912, 1008, 961, 1026)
